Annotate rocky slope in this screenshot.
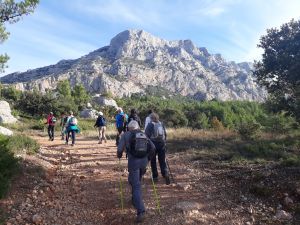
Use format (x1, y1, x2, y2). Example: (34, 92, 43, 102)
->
(0, 29, 266, 101)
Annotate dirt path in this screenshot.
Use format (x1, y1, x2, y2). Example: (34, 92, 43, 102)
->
(1, 134, 277, 225)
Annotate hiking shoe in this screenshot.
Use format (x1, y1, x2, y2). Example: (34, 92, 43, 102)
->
(71, 144, 74, 146)
(135, 212, 145, 223)
(165, 175, 171, 185)
(98, 141, 102, 144)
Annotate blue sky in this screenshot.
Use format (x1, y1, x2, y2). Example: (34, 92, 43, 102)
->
(1, 0, 300, 75)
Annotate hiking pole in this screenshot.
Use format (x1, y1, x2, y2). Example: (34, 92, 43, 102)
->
(149, 165, 162, 215)
(166, 158, 176, 184)
(118, 159, 124, 211)
(165, 145, 176, 184)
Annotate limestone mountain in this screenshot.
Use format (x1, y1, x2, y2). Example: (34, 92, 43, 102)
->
(0, 29, 266, 101)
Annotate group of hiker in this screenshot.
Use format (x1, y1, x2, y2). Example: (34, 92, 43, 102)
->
(45, 107, 170, 223)
(45, 111, 79, 146)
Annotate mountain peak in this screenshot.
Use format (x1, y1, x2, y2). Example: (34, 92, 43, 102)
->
(0, 29, 266, 101)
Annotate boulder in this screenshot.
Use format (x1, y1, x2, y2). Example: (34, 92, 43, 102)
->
(92, 95, 118, 109)
(79, 108, 98, 119)
(0, 126, 13, 136)
(0, 101, 17, 124)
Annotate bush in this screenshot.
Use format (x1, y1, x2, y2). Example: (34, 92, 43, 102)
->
(0, 135, 19, 198)
(262, 112, 298, 134)
(6, 135, 40, 155)
(211, 116, 224, 131)
(237, 121, 261, 140)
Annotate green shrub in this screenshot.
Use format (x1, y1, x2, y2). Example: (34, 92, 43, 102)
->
(0, 135, 19, 198)
(262, 112, 298, 134)
(237, 121, 261, 140)
(6, 135, 40, 155)
(281, 156, 300, 167)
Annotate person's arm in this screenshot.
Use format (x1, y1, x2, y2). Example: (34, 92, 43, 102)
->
(144, 117, 150, 129)
(145, 122, 152, 138)
(163, 123, 167, 140)
(117, 133, 126, 158)
(147, 139, 156, 160)
(138, 117, 142, 127)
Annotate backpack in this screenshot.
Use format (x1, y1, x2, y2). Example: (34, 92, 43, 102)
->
(51, 117, 57, 123)
(152, 122, 165, 140)
(117, 113, 127, 128)
(69, 117, 77, 126)
(63, 117, 68, 125)
(97, 116, 106, 126)
(129, 131, 148, 158)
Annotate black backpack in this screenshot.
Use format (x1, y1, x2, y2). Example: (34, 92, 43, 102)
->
(129, 131, 148, 158)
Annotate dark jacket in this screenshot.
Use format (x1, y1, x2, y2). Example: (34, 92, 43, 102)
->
(128, 113, 142, 127)
(117, 130, 156, 169)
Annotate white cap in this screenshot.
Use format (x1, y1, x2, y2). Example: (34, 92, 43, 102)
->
(128, 120, 139, 130)
(116, 107, 123, 113)
(98, 111, 103, 116)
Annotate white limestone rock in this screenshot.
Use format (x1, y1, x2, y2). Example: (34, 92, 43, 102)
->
(80, 108, 98, 119)
(0, 126, 13, 136)
(0, 101, 18, 124)
(0, 29, 266, 101)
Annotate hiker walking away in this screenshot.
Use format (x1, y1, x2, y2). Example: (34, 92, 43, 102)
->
(94, 111, 107, 144)
(60, 112, 67, 140)
(145, 113, 170, 185)
(65, 111, 79, 146)
(144, 109, 153, 130)
(117, 120, 155, 223)
(45, 112, 56, 141)
(128, 108, 142, 128)
(115, 107, 128, 146)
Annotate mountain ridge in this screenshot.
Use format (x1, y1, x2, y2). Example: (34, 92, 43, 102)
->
(0, 29, 266, 101)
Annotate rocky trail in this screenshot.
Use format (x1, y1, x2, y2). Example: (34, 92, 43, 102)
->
(1, 134, 299, 224)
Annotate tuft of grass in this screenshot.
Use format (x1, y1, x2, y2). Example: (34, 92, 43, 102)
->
(6, 134, 40, 155)
(281, 156, 300, 167)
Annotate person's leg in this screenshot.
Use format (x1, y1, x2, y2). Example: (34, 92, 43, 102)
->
(71, 130, 75, 145)
(116, 127, 122, 145)
(128, 168, 145, 216)
(98, 127, 102, 143)
(66, 131, 70, 144)
(51, 125, 54, 140)
(61, 127, 64, 140)
(157, 144, 168, 177)
(150, 153, 158, 179)
(102, 126, 107, 142)
(47, 126, 51, 140)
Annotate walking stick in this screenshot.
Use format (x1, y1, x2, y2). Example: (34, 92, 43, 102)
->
(118, 159, 124, 211)
(165, 145, 176, 184)
(149, 165, 162, 215)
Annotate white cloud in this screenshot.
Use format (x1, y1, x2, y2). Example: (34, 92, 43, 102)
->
(70, 0, 164, 28)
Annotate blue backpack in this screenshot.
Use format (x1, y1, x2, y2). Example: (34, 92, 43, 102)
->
(97, 116, 106, 126)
